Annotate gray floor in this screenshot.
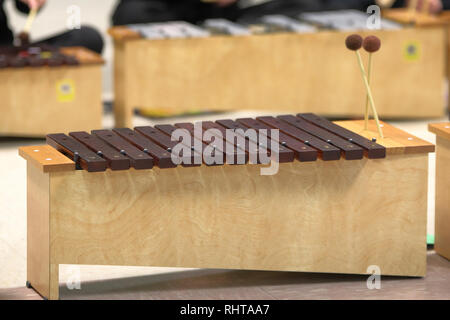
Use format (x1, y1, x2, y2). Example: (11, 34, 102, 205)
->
(1, 251, 449, 300)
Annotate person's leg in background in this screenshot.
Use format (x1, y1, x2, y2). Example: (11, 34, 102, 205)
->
(33, 25, 104, 54)
(112, 0, 179, 25)
(236, 0, 324, 23)
(319, 0, 374, 11)
(111, 0, 240, 26)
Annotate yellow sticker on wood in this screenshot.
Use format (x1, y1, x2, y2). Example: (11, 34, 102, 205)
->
(403, 41, 421, 61)
(56, 79, 76, 102)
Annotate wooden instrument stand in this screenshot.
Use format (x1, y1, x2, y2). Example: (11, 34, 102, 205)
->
(429, 123, 450, 261)
(109, 26, 445, 127)
(20, 120, 434, 300)
(0, 47, 104, 137)
(384, 9, 450, 116)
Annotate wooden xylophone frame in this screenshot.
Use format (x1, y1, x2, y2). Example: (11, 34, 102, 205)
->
(20, 118, 434, 300)
(428, 123, 450, 261)
(109, 25, 445, 127)
(384, 8, 450, 115)
(0, 47, 104, 138)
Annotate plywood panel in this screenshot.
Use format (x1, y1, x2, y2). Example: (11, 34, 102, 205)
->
(434, 136, 450, 260)
(27, 163, 50, 299)
(0, 65, 102, 137)
(48, 155, 428, 278)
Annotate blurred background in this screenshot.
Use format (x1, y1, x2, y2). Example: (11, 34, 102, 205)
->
(5, 0, 116, 98)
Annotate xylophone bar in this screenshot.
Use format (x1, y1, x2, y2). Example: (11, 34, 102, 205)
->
(155, 124, 207, 160)
(69, 131, 130, 171)
(202, 121, 261, 164)
(236, 118, 318, 162)
(277, 115, 364, 160)
(0, 50, 79, 69)
(92, 130, 154, 170)
(156, 123, 225, 166)
(46, 133, 107, 172)
(113, 128, 174, 169)
(45, 114, 387, 172)
(134, 126, 201, 167)
(215, 119, 295, 163)
(175, 122, 248, 165)
(257, 116, 341, 161)
(297, 113, 386, 159)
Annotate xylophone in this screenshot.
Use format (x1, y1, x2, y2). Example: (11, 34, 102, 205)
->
(428, 123, 450, 261)
(0, 44, 79, 69)
(0, 45, 104, 137)
(20, 113, 434, 299)
(384, 8, 450, 115)
(109, 10, 445, 127)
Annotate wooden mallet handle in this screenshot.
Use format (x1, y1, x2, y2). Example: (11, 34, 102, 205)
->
(346, 34, 384, 138)
(23, 8, 38, 34)
(362, 36, 381, 130)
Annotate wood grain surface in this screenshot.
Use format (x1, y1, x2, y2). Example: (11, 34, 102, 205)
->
(433, 135, 450, 260)
(26, 163, 51, 299)
(429, 122, 450, 260)
(48, 155, 428, 278)
(336, 120, 435, 155)
(19, 145, 74, 173)
(429, 122, 450, 141)
(0, 63, 102, 137)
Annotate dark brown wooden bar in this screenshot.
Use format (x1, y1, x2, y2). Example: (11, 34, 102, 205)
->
(155, 124, 220, 166)
(278, 115, 364, 160)
(257, 116, 341, 161)
(175, 122, 247, 165)
(237, 118, 318, 162)
(134, 126, 201, 166)
(202, 121, 258, 163)
(215, 119, 295, 164)
(69, 131, 130, 171)
(46, 133, 107, 172)
(92, 130, 154, 170)
(297, 113, 386, 159)
(0, 45, 80, 69)
(44, 113, 392, 172)
(112, 128, 174, 169)
(155, 124, 205, 155)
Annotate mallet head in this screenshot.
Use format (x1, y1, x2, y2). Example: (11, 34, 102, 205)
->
(363, 35, 381, 53)
(345, 34, 363, 51)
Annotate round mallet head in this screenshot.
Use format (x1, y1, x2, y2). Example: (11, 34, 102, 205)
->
(363, 36, 381, 53)
(17, 32, 30, 46)
(345, 34, 363, 51)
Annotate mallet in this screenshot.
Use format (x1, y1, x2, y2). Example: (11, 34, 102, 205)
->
(345, 34, 384, 138)
(362, 35, 381, 130)
(18, 8, 37, 46)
